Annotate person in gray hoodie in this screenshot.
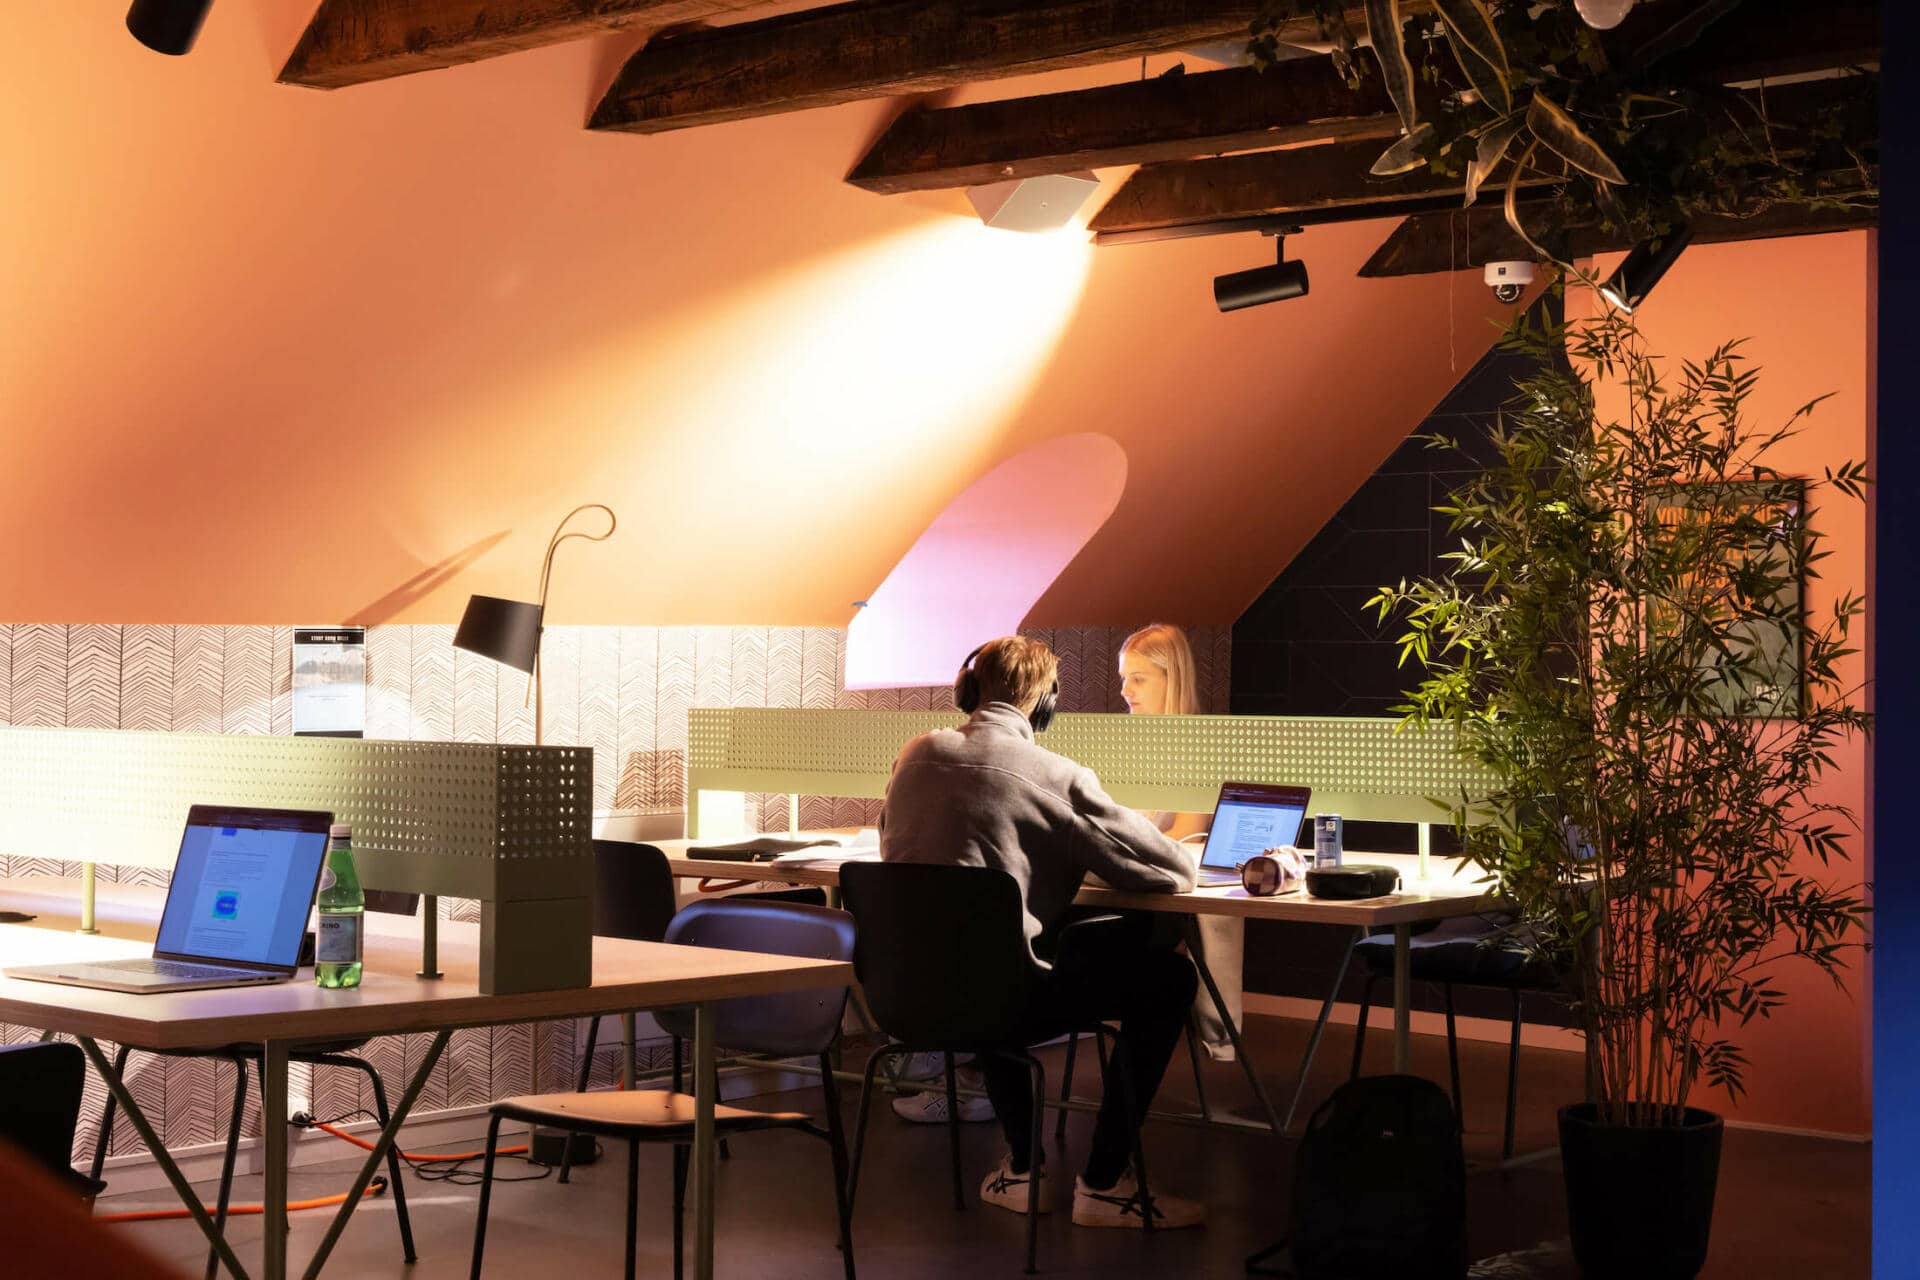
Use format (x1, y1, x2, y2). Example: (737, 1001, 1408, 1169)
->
(878, 634, 1207, 1229)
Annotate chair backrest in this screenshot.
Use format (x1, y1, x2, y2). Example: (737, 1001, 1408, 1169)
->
(0, 1042, 85, 1182)
(838, 862, 1038, 1048)
(592, 839, 678, 943)
(654, 899, 855, 1058)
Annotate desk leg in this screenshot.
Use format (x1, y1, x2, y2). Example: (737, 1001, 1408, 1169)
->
(1392, 923, 1412, 1074)
(302, 1030, 448, 1280)
(75, 1037, 253, 1280)
(263, 1041, 290, 1280)
(1183, 917, 1284, 1139)
(693, 1002, 717, 1280)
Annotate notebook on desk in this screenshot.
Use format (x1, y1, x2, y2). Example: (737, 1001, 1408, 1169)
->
(4, 805, 332, 994)
(1192, 782, 1311, 886)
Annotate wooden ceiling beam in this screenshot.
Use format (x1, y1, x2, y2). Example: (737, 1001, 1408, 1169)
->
(278, 0, 765, 90)
(588, 0, 1284, 135)
(1085, 137, 1554, 239)
(846, 61, 1399, 195)
(1358, 201, 1878, 278)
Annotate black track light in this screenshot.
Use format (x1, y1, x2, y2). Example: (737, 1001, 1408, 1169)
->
(127, 0, 214, 56)
(1599, 224, 1692, 313)
(1214, 230, 1309, 313)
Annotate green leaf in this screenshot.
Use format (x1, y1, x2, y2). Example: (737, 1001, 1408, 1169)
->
(1434, 0, 1511, 114)
(1467, 113, 1527, 207)
(1527, 92, 1627, 185)
(1371, 122, 1436, 176)
(1363, 0, 1419, 132)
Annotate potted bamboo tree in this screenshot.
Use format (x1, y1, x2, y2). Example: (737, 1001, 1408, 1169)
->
(1369, 292, 1869, 1279)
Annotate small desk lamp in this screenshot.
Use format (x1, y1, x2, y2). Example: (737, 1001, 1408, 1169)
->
(454, 504, 617, 746)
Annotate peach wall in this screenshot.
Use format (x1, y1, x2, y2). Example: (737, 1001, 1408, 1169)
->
(1579, 232, 1874, 1136)
(0, 6, 1511, 627)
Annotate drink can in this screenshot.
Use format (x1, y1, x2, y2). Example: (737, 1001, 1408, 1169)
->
(1313, 814, 1344, 867)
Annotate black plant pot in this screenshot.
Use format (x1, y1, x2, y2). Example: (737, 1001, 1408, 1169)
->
(1558, 1103, 1724, 1280)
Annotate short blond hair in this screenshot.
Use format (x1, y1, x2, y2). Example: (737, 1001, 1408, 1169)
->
(1119, 624, 1200, 715)
(969, 635, 1059, 709)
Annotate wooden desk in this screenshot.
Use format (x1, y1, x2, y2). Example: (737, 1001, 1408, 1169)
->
(657, 842, 1505, 1133)
(0, 882, 851, 1280)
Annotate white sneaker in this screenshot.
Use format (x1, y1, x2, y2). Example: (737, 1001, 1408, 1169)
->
(891, 1088, 995, 1124)
(979, 1153, 1053, 1215)
(1071, 1167, 1206, 1229)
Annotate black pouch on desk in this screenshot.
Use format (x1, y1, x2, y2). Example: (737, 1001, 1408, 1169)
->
(1304, 864, 1400, 899)
(688, 837, 840, 864)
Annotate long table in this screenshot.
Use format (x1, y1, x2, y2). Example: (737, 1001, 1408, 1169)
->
(0, 880, 851, 1280)
(653, 842, 1507, 1136)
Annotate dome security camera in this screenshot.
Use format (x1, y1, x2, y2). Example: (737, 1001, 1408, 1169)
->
(1485, 260, 1535, 304)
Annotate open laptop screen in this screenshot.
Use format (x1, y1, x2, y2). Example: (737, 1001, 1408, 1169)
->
(1202, 783, 1310, 872)
(154, 807, 332, 970)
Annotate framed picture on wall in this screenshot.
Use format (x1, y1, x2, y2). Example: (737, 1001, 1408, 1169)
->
(292, 627, 367, 736)
(1648, 478, 1807, 719)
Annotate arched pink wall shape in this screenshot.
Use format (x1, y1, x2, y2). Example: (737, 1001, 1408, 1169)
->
(845, 434, 1128, 688)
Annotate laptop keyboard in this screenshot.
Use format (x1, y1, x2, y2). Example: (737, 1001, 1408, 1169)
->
(93, 959, 254, 979)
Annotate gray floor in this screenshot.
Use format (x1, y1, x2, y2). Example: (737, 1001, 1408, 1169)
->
(98, 1015, 1869, 1279)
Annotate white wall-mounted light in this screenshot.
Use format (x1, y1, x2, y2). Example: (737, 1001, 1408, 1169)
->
(966, 172, 1100, 233)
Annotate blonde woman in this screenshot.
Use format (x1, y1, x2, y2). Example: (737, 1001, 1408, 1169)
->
(1119, 624, 1245, 1062)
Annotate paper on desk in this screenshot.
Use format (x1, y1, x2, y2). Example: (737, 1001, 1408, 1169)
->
(768, 846, 883, 868)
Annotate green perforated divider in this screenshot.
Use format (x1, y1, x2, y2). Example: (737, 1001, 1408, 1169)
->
(686, 708, 1492, 830)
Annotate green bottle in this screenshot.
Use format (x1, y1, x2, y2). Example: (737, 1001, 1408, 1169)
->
(316, 822, 364, 989)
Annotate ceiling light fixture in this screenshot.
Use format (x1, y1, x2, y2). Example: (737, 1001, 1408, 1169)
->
(1214, 228, 1309, 313)
(126, 0, 214, 55)
(1598, 225, 1692, 313)
(1574, 0, 1637, 29)
(966, 172, 1100, 233)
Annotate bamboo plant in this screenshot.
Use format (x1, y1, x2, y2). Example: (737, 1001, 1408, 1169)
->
(1369, 293, 1870, 1123)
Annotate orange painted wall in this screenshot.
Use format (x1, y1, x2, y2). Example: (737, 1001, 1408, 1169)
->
(0, 6, 1513, 627)
(1579, 232, 1874, 1136)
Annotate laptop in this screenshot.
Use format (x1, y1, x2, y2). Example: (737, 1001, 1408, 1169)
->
(6, 805, 333, 994)
(1192, 782, 1312, 886)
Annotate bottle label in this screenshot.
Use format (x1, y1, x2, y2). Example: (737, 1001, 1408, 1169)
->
(317, 914, 361, 964)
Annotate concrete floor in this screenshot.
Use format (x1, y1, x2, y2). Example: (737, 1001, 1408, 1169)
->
(99, 1014, 1869, 1279)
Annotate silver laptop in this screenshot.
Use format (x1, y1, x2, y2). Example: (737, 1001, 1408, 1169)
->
(6, 805, 333, 994)
(1193, 782, 1311, 886)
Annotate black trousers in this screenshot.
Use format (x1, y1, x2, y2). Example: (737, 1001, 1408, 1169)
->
(977, 916, 1198, 1189)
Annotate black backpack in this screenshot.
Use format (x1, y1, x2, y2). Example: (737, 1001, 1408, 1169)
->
(1251, 1074, 1468, 1280)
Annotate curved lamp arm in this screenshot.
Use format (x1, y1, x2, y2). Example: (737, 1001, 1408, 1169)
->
(537, 503, 618, 615)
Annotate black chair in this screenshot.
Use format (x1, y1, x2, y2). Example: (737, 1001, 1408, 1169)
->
(1344, 916, 1554, 1159)
(90, 1039, 414, 1278)
(840, 862, 1156, 1275)
(0, 1041, 106, 1203)
(570, 839, 681, 1099)
(470, 899, 858, 1280)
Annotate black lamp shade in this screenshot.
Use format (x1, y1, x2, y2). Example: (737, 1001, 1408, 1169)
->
(1599, 225, 1692, 313)
(453, 595, 544, 675)
(1214, 258, 1310, 312)
(127, 0, 214, 55)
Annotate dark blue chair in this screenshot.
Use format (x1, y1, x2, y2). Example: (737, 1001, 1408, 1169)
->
(470, 899, 858, 1280)
(0, 1041, 105, 1203)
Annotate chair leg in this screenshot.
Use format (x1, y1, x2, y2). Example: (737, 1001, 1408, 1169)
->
(845, 1045, 899, 1215)
(89, 1043, 135, 1181)
(204, 1056, 249, 1280)
(1504, 991, 1524, 1161)
(820, 1053, 856, 1280)
(672, 1144, 689, 1280)
(1183, 1015, 1213, 1123)
(943, 1053, 966, 1211)
(1054, 1032, 1078, 1145)
(468, 1113, 504, 1280)
(672, 1034, 684, 1093)
(576, 1015, 602, 1094)
(348, 1056, 418, 1263)
(1443, 984, 1463, 1124)
(1024, 1054, 1046, 1275)
(1286, 929, 1360, 1131)
(1099, 1027, 1154, 1235)
(712, 1056, 731, 1162)
(624, 1139, 640, 1280)
(1350, 973, 1376, 1080)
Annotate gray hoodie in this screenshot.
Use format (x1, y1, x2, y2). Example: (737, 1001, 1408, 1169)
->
(878, 702, 1199, 964)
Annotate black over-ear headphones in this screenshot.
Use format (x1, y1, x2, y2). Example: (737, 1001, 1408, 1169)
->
(954, 643, 1059, 734)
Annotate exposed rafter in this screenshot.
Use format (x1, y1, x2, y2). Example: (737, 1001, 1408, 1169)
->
(846, 61, 1399, 195)
(278, 0, 763, 90)
(588, 0, 1287, 135)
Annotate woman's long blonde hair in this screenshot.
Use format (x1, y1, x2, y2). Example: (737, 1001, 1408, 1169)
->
(1119, 623, 1201, 715)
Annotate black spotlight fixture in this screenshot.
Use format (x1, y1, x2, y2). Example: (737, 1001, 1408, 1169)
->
(127, 0, 214, 56)
(1599, 224, 1692, 313)
(1214, 228, 1309, 313)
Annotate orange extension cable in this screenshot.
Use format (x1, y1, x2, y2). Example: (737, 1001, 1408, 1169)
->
(95, 1120, 534, 1223)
